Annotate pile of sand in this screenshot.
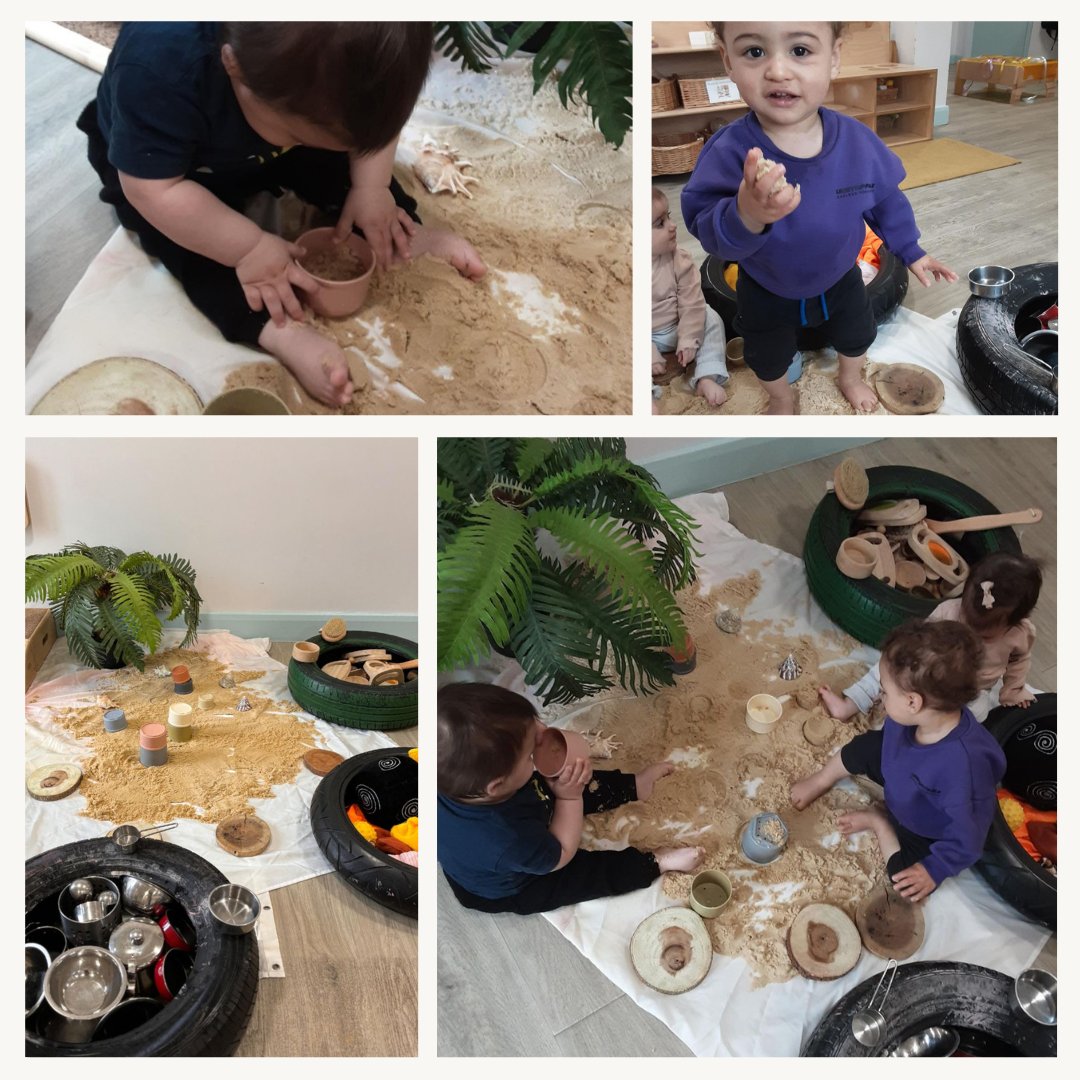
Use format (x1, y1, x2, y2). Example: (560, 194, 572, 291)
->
(52, 647, 317, 825)
(551, 575, 886, 987)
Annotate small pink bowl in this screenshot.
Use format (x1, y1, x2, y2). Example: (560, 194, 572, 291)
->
(297, 227, 375, 318)
(139, 724, 167, 751)
(534, 727, 592, 778)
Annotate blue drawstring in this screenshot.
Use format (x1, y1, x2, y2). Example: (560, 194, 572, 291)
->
(799, 298, 807, 326)
(820, 291, 829, 321)
(799, 293, 830, 326)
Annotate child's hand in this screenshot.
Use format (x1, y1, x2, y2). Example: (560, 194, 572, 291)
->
(1000, 690, 1036, 708)
(549, 756, 592, 801)
(336, 185, 417, 271)
(736, 147, 801, 233)
(235, 232, 318, 325)
(677, 346, 698, 368)
(891, 862, 936, 903)
(908, 254, 959, 288)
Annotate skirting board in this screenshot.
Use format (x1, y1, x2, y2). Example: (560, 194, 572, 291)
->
(633, 438, 879, 499)
(161, 612, 418, 643)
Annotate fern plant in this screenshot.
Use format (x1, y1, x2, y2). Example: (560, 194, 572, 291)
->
(438, 439, 698, 705)
(433, 22, 632, 149)
(25, 542, 201, 671)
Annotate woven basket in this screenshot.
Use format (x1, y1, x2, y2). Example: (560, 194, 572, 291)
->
(877, 87, 900, 103)
(678, 74, 739, 109)
(652, 75, 680, 112)
(652, 130, 706, 175)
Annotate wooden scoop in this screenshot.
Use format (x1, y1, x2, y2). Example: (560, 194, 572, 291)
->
(925, 508, 1043, 535)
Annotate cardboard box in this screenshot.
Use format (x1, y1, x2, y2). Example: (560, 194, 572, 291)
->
(26, 607, 57, 690)
(653, 21, 715, 49)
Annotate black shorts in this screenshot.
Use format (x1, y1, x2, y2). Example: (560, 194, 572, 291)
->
(840, 730, 934, 877)
(734, 264, 877, 382)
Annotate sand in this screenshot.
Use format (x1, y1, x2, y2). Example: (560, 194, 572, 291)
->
(550, 575, 885, 987)
(51, 647, 319, 826)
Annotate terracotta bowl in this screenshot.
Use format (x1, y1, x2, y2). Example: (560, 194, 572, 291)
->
(297, 227, 376, 318)
(533, 727, 592, 778)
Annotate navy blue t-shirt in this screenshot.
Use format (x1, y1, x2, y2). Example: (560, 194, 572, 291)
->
(438, 775, 562, 899)
(96, 22, 286, 180)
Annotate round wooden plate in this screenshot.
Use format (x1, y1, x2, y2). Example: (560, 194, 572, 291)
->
(855, 885, 926, 960)
(26, 763, 82, 801)
(303, 749, 344, 777)
(630, 907, 713, 995)
(787, 902, 861, 980)
(31, 357, 203, 415)
(216, 814, 272, 857)
(872, 363, 945, 415)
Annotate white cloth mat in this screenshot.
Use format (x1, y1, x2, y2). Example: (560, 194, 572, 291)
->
(459, 492, 1051, 1056)
(25, 629, 397, 897)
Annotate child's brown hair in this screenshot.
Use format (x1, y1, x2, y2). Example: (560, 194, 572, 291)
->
(220, 23, 433, 156)
(710, 22, 845, 44)
(960, 552, 1043, 633)
(879, 620, 983, 711)
(438, 683, 537, 800)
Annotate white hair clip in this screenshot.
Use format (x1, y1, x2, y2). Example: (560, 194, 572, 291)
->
(981, 580, 995, 609)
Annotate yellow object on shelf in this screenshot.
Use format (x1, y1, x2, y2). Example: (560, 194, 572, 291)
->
(408, 747, 418, 763)
(391, 816, 419, 851)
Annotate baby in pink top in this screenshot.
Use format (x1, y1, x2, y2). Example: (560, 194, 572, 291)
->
(822, 552, 1042, 722)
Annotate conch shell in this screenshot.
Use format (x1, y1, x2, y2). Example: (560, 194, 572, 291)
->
(412, 134, 479, 199)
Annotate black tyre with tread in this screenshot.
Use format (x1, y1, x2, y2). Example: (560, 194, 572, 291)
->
(287, 631, 418, 730)
(957, 262, 1057, 416)
(700, 249, 909, 349)
(803, 960, 1055, 1056)
(804, 465, 1022, 646)
(26, 839, 257, 1057)
(974, 695, 1057, 929)
(310, 748, 418, 917)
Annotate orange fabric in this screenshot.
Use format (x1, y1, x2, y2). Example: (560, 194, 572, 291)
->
(725, 226, 884, 286)
(997, 789, 1057, 861)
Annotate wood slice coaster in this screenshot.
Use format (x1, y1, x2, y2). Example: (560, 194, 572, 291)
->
(216, 815, 271, 857)
(303, 749, 345, 777)
(856, 885, 925, 960)
(895, 559, 927, 590)
(833, 458, 869, 510)
(787, 902, 861, 980)
(630, 908, 712, 994)
(872, 363, 945, 415)
(26, 763, 83, 801)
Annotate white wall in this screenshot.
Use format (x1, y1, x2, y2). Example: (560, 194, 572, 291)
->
(26, 439, 417, 619)
(952, 22, 974, 59)
(893, 22, 954, 113)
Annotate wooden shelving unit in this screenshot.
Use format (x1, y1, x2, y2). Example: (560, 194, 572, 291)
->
(652, 23, 937, 173)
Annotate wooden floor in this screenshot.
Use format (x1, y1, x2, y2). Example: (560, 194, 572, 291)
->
(238, 643, 417, 1057)
(656, 66, 1058, 321)
(437, 438, 1056, 1056)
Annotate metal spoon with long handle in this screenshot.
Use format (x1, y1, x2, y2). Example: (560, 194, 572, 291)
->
(851, 958, 899, 1048)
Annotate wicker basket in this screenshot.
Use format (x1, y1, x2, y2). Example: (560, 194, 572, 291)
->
(877, 87, 900, 103)
(652, 75, 680, 112)
(678, 74, 740, 109)
(652, 130, 706, 175)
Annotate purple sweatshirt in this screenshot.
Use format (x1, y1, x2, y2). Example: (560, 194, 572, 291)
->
(881, 709, 1006, 885)
(681, 108, 926, 299)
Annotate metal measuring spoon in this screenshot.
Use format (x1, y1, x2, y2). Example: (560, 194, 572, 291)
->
(110, 821, 178, 854)
(851, 958, 899, 1047)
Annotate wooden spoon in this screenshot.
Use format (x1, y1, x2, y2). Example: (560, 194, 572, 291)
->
(925, 508, 1043, 535)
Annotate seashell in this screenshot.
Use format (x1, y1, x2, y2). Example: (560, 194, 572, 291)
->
(778, 653, 802, 680)
(714, 608, 741, 634)
(584, 730, 621, 759)
(235, 696, 252, 712)
(153, 666, 171, 678)
(219, 674, 236, 689)
(412, 133, 480, 199)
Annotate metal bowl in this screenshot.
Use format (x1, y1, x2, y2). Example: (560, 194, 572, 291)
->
(968, 264, 1015, 298)
(121, 874, 172, 915)
(1014, 968, 1056, 1025)
(208, 883, 261, 935)
(891, 1026, 960, 1056)
(26, 943, 50, 1016)
(43, 945, 127, 1020)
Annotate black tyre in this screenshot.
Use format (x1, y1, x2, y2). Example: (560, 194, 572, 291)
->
(803, 960, 1056, 1057)
(957, 262, 1057, 415)
(287, 631, 418, 730)
(25, 839, 258, 1057)
(975, 695, 1057, 929)
(310, 748, 418, 918)
(700, 248, 909, 349)
(804, 466, 1022, 646)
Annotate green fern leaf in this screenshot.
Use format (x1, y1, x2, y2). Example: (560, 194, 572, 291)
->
(433, 22, 502, 73)
(438, 501, 539, 668)
(25, 554, 103, 603)
(515, 438, 557, 481)
(60, 582, 105, 668)
(107, 570, 163, 654)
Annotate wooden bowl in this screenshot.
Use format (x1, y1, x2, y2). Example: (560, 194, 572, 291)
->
(745, 694, 782, 734)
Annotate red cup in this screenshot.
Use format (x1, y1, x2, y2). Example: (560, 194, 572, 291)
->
(171, 665, 190, 684)
(153, 948, 193, 1002)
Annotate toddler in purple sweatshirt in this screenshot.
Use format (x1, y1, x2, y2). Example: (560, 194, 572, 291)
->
(682, 23, 957, 414)
(790, 620, 1005, 903)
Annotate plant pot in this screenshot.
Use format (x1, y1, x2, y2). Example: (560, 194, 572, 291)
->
(297, 227, 376, 318)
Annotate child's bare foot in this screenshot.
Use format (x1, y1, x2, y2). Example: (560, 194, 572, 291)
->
(819, 686, 859, 722)
(761, 378, 795, 415)
(655, 846, 704, 873)
(838, 374, 879, 413)
(696, 376, 728, 407)
(257, 320, 353, 407)
(790, 768, 834, 811)
(410, 225, 487, 280)
(636, 761, 674, 801)
(838, 807, 884, 836)
(653, 359, 667, 376)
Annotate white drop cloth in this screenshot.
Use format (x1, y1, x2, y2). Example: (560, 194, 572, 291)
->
(25, 630, 397, 897)
(456, 492, 1051, 1056)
